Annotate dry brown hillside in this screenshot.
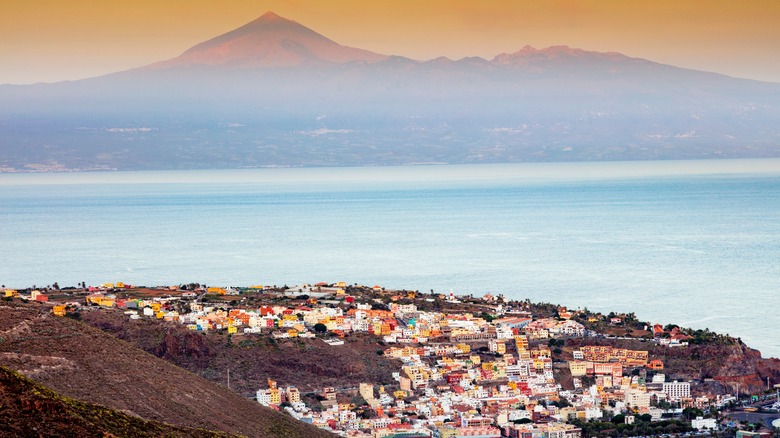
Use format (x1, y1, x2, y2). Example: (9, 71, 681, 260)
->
(80, 309, 399, 396)
(0, 302, 333, 437)
(0, 366, 233, 438)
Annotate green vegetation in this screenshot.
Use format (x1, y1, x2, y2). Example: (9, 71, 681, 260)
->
(687, 328, 736, 345)
(570, 417, 693, 437)
(478, 312, 496, 322)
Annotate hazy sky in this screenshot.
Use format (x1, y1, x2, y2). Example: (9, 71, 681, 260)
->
(2, 0, 780, 84)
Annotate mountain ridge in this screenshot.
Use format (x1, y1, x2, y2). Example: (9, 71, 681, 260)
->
(1, 11, 779, 172)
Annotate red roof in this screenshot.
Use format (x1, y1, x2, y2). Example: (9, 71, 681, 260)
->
(387, 423, 412, 430)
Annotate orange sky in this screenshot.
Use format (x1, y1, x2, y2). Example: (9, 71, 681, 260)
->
(2, 0, 780, 84)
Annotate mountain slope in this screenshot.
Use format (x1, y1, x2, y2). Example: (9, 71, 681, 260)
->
(0, 302, 334, 437)
(0, 366, 232, 438)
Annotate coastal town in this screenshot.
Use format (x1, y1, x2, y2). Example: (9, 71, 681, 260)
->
(5, 283, 780, 438)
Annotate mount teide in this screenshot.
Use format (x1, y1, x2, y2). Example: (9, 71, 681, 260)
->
(1, 12, 779, 171)
(147, 12, 387, 69)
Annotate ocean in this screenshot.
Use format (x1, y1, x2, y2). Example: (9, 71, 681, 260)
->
(1, 159, 779, 357)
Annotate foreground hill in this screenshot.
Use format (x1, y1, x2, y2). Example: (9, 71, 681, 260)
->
(0, 303, 333, 437)
(0, 366, 231, 438)
(1, 12, 779, 171)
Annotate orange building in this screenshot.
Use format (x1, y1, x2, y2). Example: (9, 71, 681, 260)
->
(647, 359, 664, 370)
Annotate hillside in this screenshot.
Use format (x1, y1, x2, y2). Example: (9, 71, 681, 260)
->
(0, 366, 231, 438)
(80, 309, 400, 397)
(0, 302, 334, 437)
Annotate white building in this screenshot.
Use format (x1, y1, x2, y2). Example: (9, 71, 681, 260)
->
(256, 390, 271, 406)
(662, 381, 690, 401)
(496, 325, 515, 339)
(691, 416, 717, 430)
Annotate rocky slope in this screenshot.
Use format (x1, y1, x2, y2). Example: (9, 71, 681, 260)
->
(80, 309, 399, 397)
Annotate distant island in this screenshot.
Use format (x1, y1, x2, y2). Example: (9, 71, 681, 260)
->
(2, 281, 779, 437)
(2, 11, 780, 172)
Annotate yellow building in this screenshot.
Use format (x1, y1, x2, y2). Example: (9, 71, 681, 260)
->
(359, 383, 375, 401)
(438, 427, 458, 438)
(87, 296, 116, 307)
(569, 361, 588, 377)
(285, 386, 301, 403)
(268, 388, 281, 404)
(52, 305, 66, 317)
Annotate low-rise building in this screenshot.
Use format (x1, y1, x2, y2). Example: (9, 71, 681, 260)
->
(691, 416, 717, 430)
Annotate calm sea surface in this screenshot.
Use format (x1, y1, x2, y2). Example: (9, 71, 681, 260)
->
(1, 160, 779, 357)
